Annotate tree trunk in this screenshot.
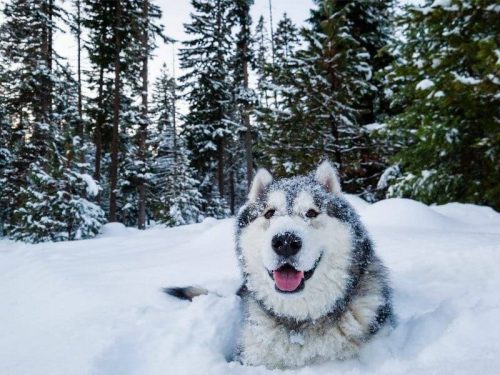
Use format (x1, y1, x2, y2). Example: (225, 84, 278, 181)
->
(40, 0, 51, 125)
(109, 0, 122, 222)
(171, 48, 177, 160)
(76, 0, 84, 165)
(217, 138, 225, 198)
(230, 167, 235, 214)
(48, 0, 53, 118)
(138, 0, 148, 230)
(93, 63, 104, 185)
(240, 1, 253, 190)
(268, 0, 277, 108)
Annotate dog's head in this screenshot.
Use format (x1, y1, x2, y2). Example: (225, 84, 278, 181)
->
(236, 161, 368, 321)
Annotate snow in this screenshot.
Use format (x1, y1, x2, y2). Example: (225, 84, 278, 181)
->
(1, 198, 500, 374)
(486, 4, 500, 13)
(344, 194, 371, 211)
(452, 72, 481, 85)
(80, 173, 99, 197)
(431, 0, 451, 8)
(364, 123, 386, 133)
(416, 79, 435, 90)
(99, 222, 139, 237)
(377, 165, 400, 190)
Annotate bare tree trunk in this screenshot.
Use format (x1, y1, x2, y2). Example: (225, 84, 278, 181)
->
(240, 0, 253, 190)
(215, 0, 225, 200)
(93, 64, 104, 185)
(217, 138, 225, 198)
(109, 0, 122, 222)
(230, 167, 235, 214)
(137, 0, 148, 230)
(171, 44, 177, 159)
(76, 0, 84, 165)
(243, 105, 252, 189)
(48, 0, 53, 119)
(40, 0, 51, 125)
(268, 0, 277, 108)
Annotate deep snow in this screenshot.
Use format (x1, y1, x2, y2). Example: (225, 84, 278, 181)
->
(1, 197, 499, 375)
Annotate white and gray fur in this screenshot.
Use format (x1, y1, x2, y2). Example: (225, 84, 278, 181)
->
(165, 161, 393, 369)
(234, 161, 393, 369)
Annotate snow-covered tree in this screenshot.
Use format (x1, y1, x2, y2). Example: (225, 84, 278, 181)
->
(154, 142, 205, 226)
(0, 0, 105, 243)
(148, 65, 204, 226)
(5, 66, 106, 243)
(179, 0, 236, 216)
(9, 163, 105, 243)
(149, 63, 177, 168)
(384, 0, 499, 210)
(254, 13, 302, 175)
(83, 0, 165, 226)
(256, 1, 393, 201)
(252, 15, 271, 109)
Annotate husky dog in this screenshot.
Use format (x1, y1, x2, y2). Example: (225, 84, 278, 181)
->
(166, 161, 393, 369)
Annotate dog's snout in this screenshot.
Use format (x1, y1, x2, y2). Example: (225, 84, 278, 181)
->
(271, 232, 302, 257)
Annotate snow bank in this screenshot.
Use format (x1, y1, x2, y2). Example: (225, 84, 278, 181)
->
(0, 198, 499, 375)
(431, 202, 500, 227)
(99, 222, 139, 237)
(344, 194, 371, 212)
(360, 198, 463, 230)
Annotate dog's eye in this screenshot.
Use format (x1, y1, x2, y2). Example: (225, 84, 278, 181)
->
(305, 209, 319, 218)
(264, 209, 275, 219)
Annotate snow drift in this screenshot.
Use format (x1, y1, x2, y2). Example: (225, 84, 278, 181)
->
(0, 197, 499, 374)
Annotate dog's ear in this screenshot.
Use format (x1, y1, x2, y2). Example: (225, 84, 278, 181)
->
(248, 168, 273, 202)
(314, 160, 341, 195)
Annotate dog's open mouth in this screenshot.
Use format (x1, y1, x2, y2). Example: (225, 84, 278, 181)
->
(273, 264, 305, 292)
(269, 255, 322, 293)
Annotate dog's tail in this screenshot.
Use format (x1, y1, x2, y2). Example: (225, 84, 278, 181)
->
(162, 286, 209, 302)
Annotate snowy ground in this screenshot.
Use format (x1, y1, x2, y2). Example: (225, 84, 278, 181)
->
(1, 197, 499, 375)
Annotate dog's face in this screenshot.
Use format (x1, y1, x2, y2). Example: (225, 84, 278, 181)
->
(236, 161, 363, 321)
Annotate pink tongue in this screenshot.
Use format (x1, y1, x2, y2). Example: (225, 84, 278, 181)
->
(273, 268, 304, 292)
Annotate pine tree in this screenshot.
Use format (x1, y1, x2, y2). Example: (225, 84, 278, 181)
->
(155, 142, 205, 226)
(69, 0, 85, 166)
(234, 0, 255, 190)
(384, 0, 499, 209)
(149, 63, 177, 176)
(4, 65, 104, 244)
(258, 1, 393, 200)
(255, 13, 302, 175)
(179, 0, 236, 217)
(0, 0, 105, 243)
(135, 0, 165, 229)
(83, 0, 164, 226)
(83, 0, 115, 187)
(149, 65, 204, 226)
(253, 15, 271, 110)
(300, 1, 378, 186)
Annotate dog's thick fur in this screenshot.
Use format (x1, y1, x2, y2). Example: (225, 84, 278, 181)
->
(166, 161, 393, 369)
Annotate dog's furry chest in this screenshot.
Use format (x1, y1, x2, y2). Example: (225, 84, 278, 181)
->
(238, 299, 362, 369)
(237, 260, 392, 370)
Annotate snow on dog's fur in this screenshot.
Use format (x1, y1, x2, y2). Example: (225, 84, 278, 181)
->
(166, 161, 393, 369)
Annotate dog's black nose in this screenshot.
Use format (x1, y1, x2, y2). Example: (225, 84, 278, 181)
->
(271, 232, 302, 257)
